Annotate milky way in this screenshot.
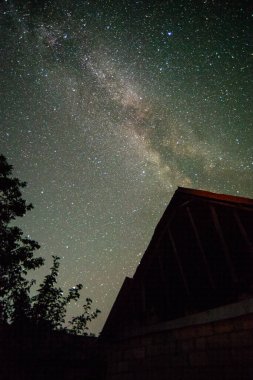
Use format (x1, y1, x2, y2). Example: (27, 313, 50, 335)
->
(0, 1, 252, 334)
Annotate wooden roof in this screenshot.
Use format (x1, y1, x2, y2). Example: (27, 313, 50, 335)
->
(102, 188, 253, 338)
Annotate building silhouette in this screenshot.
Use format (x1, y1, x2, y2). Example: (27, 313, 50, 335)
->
(101, 187, 253, 380)
(2, 188, 253, 379)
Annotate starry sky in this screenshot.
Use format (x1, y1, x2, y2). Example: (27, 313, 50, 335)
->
(0, 0, 252, 334)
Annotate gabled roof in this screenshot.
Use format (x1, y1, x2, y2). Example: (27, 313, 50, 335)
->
(101, 188, 253, 339)
(134, 187, 253, 281)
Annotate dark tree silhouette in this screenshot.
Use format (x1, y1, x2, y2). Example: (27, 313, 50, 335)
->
(32, 255, 100, 333)
(68, 297, 100, 335)
(0, 155, 100, 335)
(0, 154, 44, 323)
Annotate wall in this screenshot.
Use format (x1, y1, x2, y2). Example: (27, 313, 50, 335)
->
(1, 300, 252, 379)
(104, 300, 253, 380)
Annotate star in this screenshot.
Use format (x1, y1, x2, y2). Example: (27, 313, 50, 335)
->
(0, 0, 252, 335)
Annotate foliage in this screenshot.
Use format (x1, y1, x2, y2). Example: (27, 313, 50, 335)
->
(0, 154, 43, 323)
(68, 297, 101, 335)
(32, 255, 100, 334)
(0, 154, 100, 335)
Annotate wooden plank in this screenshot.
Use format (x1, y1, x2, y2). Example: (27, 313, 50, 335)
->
(168, 229, 190, 295)
(209, 205, 238, 283)
(186, 206, 216, 289)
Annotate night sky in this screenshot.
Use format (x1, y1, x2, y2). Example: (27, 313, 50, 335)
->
(1, 0, 252, 334)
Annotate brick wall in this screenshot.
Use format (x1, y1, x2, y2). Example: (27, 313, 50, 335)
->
(104, 313, 253, 380)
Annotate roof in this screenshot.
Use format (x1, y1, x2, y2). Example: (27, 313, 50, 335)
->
(101, 188, 253, 339)
(176, 187, 253, 207)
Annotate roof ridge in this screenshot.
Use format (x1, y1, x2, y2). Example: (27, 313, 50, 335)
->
(176, 187, 253, 206)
